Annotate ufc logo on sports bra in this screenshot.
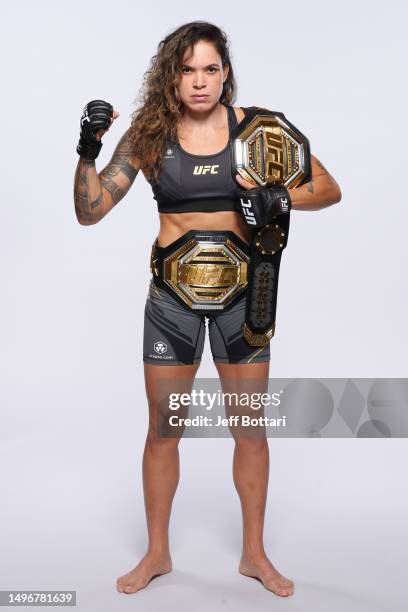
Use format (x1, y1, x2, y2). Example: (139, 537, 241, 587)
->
(193, 165, 220, 175)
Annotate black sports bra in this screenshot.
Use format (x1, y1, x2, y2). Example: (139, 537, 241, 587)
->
(149, 104, 243, 213)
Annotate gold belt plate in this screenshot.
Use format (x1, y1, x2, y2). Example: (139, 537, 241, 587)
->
(232, 111, 310, 188)
(163, 237, 249, 310)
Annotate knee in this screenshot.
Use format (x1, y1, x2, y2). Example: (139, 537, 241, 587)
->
(146, 428, 181, 452)
(234, 435, 268, 454)
(147, 400, 186, 448)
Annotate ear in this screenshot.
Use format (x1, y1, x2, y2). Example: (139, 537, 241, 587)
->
(223, 63, 229, 83)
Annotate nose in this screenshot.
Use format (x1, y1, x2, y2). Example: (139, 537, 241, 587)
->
(193, 71, 206, 89)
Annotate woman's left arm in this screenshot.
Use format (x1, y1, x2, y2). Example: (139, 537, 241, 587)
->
(289, 154, 342, 211)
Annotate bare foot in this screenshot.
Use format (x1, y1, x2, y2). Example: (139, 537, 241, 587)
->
(116, 552, 172, 594)
(239, 554, 294, 597)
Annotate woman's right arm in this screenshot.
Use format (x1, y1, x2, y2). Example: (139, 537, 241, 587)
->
(74, 128, 141, 225)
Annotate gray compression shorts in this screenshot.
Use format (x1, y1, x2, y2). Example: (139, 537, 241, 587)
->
(143, 280, 270, 366)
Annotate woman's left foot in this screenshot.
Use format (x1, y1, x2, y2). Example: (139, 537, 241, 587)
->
(239, 553, 294, 597)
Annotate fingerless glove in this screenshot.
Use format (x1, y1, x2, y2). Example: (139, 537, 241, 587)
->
(76, 99, 113, 160)
(235, 185, 291, 227)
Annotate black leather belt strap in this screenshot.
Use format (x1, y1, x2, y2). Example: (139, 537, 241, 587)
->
(229, 106, 311, 347)
(243, 212, 291, 347)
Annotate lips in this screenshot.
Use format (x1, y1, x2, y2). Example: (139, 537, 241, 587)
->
(191, 95, 208, 100)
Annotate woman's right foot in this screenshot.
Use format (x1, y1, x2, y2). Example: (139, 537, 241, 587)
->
(116, 552, 172, 594)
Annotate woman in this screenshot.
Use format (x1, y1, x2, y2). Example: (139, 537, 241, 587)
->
(74, 21, 341, 597)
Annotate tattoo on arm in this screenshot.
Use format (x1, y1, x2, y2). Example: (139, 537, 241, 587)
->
(99, 130, 139, 205)
(74, 131, 139, 221)
(90, 191, 103, 210)
(101, 161, 138, 182)
(100, 179, 124, 206)
(74, 159, 96, 223)
(307, 181, 314, 194)
(315, 159, 328, 173)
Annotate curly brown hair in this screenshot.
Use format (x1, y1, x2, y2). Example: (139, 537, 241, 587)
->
(128, 21, 237, 182)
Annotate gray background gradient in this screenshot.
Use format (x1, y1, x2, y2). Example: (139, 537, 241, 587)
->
(1, 0, 407, 610)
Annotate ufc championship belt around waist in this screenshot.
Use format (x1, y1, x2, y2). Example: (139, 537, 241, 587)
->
(150, 230, 251, 311)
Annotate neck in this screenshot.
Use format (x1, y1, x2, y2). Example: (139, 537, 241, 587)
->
(179, 102, 227, 130)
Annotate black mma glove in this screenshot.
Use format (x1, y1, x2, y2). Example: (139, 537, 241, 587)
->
(76, 100, 113, 160)
(235, 185, 292, 228)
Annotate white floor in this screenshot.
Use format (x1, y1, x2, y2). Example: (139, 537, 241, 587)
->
(1, 388, 407, 611)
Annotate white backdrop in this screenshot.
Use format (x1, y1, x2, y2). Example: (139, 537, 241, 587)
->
(1, 1, 407, 611)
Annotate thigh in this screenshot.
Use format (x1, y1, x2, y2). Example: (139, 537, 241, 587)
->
(214, 361, 270, 440)
(143, 280, 206, 366)
(144, 361, 201, 439)
(208, 293, 271, 365)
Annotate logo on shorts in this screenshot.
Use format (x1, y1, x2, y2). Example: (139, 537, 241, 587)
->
(154, 341, 168, 354)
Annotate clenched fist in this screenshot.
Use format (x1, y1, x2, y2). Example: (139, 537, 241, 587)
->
(76, 100, 119, 160)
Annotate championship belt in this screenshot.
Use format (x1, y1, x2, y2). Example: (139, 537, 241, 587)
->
(150, 230, 250, 310)
(230, 107, 311, 346)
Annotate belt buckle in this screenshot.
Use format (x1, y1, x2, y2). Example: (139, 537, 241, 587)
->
(163, 235, 248, 310)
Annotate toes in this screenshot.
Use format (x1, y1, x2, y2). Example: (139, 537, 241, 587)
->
(263, 578, 294, 596)
(274, 584, 294, 597)
(268, 585, 293, 596)
(121, 577, 149, 594)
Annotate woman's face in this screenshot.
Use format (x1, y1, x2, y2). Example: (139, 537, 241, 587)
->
(176, 39, 229, 111)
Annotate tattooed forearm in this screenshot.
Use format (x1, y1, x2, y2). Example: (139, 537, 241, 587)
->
(307, 181, 314, 194)
(100, 178, 124, 206)
(74, 129, 140, 224)
(74, 159, 99, 223)
(90, 192, 103, 209)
